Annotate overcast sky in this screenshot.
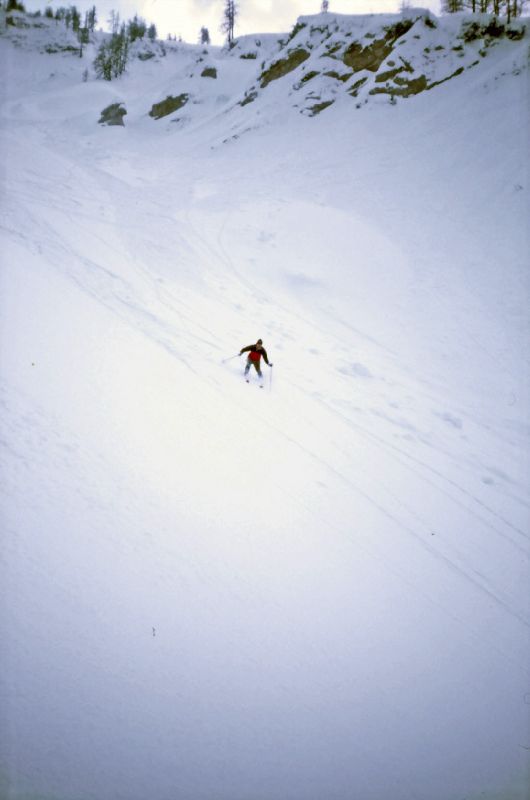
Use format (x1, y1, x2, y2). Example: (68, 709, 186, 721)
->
(23, 0, 442, 44)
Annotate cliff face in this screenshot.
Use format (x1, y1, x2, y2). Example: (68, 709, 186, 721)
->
(242, 10, 527, 114)
(1, 8, 527, 132)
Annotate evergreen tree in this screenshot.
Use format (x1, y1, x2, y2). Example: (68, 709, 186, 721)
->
(111, 24, 128, 76)
(108, 9, 120, 35)
(71, 6, 81, 33)
(505, 0, 523, 19)
(441, 0, 464, 10)
(221, 0, 237, 46)
(200, 26, 211, 45)
(78, 13, 90, 57)
(87, 5, 97, 32)
(127, 13, 147, 42)
(94, 23, 128, 80)
(94, 39, 112, 79)
(147, 23, 157, 40)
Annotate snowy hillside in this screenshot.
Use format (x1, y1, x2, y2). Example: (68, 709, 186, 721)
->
(1, 8, 529, 800)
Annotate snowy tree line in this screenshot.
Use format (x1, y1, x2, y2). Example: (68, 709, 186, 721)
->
(1, 1, 237, 43)
(2, 1, 159, 75)
(91, 2, 238, 77)
(3, 0, 526, 78)
(1, 1, 239, 62)
(94, 10, 158, 79)
(441, 0, 527, 15)
(4, 0, 96, 27)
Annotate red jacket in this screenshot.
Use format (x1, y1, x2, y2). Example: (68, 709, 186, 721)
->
(240, 344, 270, 364)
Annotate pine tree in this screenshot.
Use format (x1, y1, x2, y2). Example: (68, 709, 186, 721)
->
(71, 6, 81, 33)
(87, 5, 97, 32)
(111, 24, 128, 76)
(200, 26, 211, 45)
(441, 0, 464, 10)
(221, 0, 237, 46)
(127, 13, 146, 42)
(108, 9, 120, 35)
(94, 23, 128, 80)
(78, 13, 90, 57)
(94, 39, 112, 79)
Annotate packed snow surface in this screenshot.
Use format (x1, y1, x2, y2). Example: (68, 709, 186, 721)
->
(1, 10, 529, 800)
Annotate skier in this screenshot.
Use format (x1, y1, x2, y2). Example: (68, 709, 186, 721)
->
(240, 339, 273, 384)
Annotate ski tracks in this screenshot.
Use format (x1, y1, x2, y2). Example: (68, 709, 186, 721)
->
(183, 203, 530, 652)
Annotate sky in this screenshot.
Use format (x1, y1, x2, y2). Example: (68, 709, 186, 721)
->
(21, 0, 442, 43)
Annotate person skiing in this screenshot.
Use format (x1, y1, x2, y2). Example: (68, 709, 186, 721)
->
(240, 339, 273, 383)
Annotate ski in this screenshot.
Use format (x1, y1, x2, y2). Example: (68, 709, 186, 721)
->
(244, 377, 264, 388)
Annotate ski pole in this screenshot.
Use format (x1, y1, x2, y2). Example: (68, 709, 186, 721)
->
(269, 365, 273, 392)
(222, 353, 241, 363)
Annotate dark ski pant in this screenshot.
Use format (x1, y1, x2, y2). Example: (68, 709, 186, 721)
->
(245, 358, 263, 378)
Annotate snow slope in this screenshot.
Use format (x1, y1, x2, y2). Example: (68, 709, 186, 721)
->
(1, 10, 529, 800)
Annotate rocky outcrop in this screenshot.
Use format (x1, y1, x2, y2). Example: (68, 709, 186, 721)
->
(98, 103, 127, 126)
(260, 48, 310, 88)
(342, 20, 414, 72)
(149, 94, 189, 120)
